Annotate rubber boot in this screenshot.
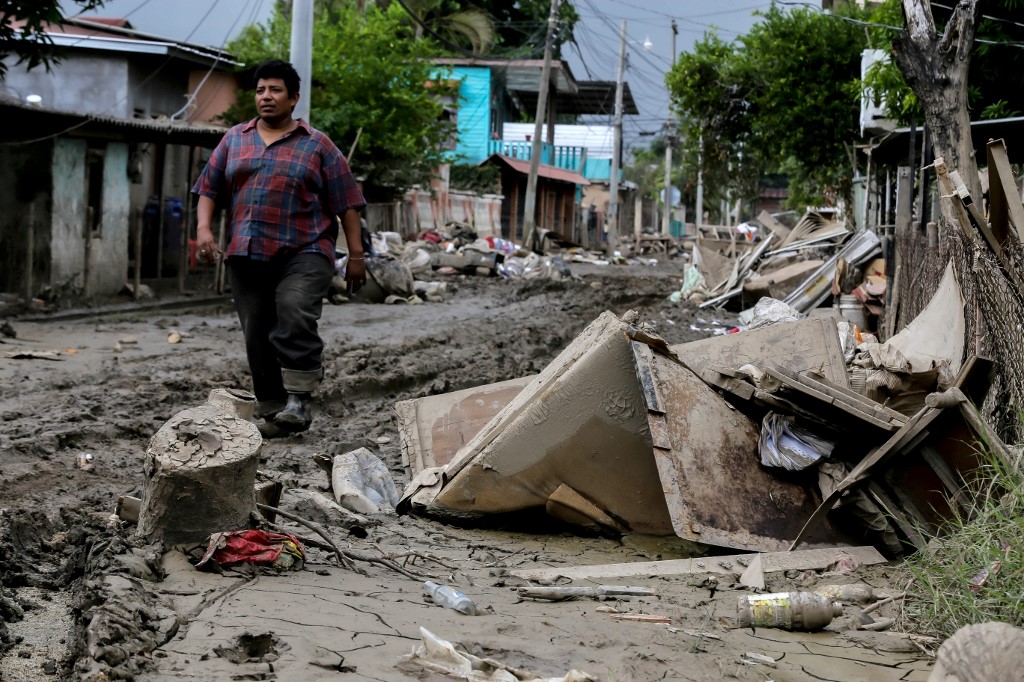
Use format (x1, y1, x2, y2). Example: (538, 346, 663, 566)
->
(274, 392, 313, 432)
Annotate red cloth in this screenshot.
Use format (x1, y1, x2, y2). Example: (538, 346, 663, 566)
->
(196, 529, 304, 569)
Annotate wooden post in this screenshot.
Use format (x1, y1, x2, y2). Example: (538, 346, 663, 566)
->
(133, 208, 143, 300)
(83, 206, 93, 297)
(25, 202, 34, 303)
(179, 146, 195, 293)
(634, 194, 642, 242)
(885, 166, 914, 339)
(155, 144, 167, 281)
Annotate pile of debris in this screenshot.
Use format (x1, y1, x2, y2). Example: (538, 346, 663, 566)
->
(394, 271, 1006, 558)
(670, 209, 886, 334)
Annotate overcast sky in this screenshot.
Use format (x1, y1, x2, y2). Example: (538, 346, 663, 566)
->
(81, 0, 767, 148)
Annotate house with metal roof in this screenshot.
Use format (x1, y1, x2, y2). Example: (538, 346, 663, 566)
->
(432, 58, 638, 243)
(0, 16, 238, 300)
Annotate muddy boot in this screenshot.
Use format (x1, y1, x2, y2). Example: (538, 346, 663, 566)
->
(274, 392, 313, 432)
(257, 419, 291, 439)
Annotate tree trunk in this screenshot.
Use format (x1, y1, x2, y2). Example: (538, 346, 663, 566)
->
(136, 391, 262, 545)
(891, 0, 981, 216)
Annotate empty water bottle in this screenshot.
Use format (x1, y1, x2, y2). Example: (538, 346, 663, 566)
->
(423, 580, 479, 616)
(737, 592, 843, 631)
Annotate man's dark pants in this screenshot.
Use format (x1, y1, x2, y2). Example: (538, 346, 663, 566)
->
(228, 252, 334, 418)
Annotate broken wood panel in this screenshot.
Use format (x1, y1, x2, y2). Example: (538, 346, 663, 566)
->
(756, 210, 792, 242)
(765, 366, 903, 430)
(671, 318, 849, 388)
(395, 376, 535, 475)
(987, 138, 1024, 244)
(642, 345, 839, 552)
(509, 546, 887, 581)
(803, 370, 907, 424)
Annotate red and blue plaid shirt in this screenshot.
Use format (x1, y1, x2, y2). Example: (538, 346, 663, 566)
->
(193, 118, 366, 262)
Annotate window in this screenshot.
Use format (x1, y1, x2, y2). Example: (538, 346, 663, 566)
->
(85, 146, 105, 237)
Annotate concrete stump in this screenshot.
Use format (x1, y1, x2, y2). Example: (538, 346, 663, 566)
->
(136, 392, 262, 545)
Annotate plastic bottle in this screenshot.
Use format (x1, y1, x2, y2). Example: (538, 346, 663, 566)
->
(737, 592, 843, 631)
(423, 581, 479, 616)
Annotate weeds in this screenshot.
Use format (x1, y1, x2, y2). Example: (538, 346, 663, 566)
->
(899, 446, 1024, 638)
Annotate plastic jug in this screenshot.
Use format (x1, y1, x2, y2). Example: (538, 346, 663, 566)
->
(737, 592, 843, 631)
(423, 581, 479, 616)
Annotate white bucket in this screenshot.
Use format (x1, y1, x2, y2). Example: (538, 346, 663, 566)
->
(837, 294, 868, 331)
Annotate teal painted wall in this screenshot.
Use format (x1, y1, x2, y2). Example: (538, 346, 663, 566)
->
(448, 66, 492, 165)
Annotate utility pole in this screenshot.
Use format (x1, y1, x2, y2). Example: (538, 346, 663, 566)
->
(661, 20, 677, 237)
(695, 131, 704, 229)
(607, 19, 626, 257)
(521, 0, 559, 251)
(290, 0, 313, 123)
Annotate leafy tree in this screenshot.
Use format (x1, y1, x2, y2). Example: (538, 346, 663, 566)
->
(667, 4, 869, 211)
(467, 0, 579, 57)
(0, 0, 105, 81)
(227, 3, 457, 200)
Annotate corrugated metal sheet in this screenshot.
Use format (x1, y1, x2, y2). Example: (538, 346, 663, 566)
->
(487, 154, 589, 185)
(503, 123, 613, 158)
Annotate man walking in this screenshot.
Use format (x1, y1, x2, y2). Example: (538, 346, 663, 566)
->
(193, 59, 366, 436)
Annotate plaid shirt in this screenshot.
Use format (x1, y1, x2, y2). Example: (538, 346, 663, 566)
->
(193, 118, 365, 262)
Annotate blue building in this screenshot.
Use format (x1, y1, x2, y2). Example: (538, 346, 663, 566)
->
(433, 58, 638, 241)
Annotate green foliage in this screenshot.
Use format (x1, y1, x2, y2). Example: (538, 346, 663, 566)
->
(899, 445, 1024, 638)
(226, 3, 457, 200)
(449, 163, 499, 194)
(667, 4, 869, 209)
(0, 0, 105, 81)
(864, 0, 1024, 123)
(469, 0, 579, 58)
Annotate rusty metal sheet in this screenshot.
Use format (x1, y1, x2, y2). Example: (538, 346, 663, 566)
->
(643, 348, 834, 552)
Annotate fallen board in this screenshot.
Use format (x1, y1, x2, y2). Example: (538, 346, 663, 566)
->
(671, 317, 849, 388)
(509, 546, 887, 582)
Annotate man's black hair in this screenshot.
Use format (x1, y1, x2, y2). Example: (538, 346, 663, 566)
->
(254, 59, 301, 96)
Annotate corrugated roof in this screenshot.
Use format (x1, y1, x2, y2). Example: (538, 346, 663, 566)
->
(0, 94, 227, 147)
(484, 154, 589, 185)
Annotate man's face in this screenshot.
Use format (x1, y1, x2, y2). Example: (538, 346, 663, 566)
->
(255, 77, 298, 121)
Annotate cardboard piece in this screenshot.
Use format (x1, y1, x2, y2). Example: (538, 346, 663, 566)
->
(671, 317, 850, 388)
(885, 261, 965, 375)
(395, 376, 534, 475)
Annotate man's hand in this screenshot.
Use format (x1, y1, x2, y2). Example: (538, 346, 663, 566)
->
(346, 255, 367, 294)
(196, 224, 222, 265)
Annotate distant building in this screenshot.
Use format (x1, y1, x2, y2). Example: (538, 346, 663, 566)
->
(432, 58, 638, 244)
(0, 16, 238, 299)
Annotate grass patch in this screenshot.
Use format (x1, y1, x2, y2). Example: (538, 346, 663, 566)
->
(899, 447, 1024, 638)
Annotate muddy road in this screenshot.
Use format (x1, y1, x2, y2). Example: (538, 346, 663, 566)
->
(0, 263, 929, 681)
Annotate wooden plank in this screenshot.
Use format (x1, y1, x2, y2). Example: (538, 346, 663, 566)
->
(802, 368, 909, 421)
(509, 546, 887, 581)
(757, 210, 792, 242)
(775, 365, 904, 425)
(763, 366, 895, 431)
(986, 139, 1024, 244)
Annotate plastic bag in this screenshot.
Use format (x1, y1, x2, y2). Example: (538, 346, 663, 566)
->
(759, 413, 834, 471)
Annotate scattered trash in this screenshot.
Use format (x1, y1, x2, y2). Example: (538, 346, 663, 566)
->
(167, 332, 182, 344)
(516, 585, 656, 602)
(315, 447, 400, 515)
(195, 530, 304, 571)
(737, 592, 843, 631)
(814, 583, 875, 605)
(739, 652, 777, 668)
(400, 627, 596, 681)
(609, 614, 672, 624)
(423, 581, 479, 616)
(759, 412, 835, 471)
(76, 452, 94, 470)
